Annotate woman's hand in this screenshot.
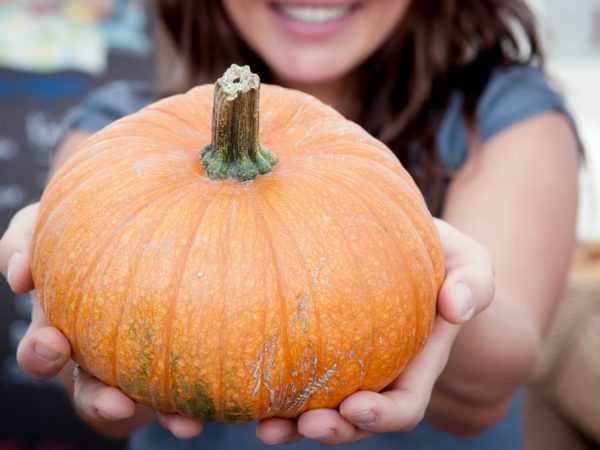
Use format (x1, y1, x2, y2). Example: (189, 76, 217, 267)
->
(0, 203, 202, 439)
(255, 219, 495, 445)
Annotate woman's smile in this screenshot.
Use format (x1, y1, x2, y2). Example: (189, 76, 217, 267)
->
(268, 2, 360, 38)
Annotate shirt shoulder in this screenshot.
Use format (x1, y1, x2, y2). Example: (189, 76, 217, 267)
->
(63, 81, 156, 134)
(437, 65, 571, 172)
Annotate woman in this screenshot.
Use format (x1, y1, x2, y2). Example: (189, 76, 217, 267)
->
(0, 0, 578, 448)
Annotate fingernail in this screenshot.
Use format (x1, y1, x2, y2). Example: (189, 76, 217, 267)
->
(34, 342, 61, 363)
(6, 252, 21, 289)
(317, 429, 336, 441)
(350, 410, 376, 426)
(454, 282, 474, 321)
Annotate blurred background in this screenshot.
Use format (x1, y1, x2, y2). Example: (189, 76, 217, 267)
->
(0, 0, 598, 449)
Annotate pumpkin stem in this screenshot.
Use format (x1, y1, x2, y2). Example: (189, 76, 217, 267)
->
(201, 64, 277, 181)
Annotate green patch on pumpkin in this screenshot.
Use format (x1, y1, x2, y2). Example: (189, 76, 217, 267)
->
(186, 382, 217, 421)
(119, 374, 134, 394)
(223, 401, 254, 423)
(137, 329, 154, 383)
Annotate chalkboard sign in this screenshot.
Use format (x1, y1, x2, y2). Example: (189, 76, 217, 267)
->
(0, 50, 154, 448)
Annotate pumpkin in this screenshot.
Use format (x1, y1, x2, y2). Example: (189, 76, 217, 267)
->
(31, 65, 445, 422)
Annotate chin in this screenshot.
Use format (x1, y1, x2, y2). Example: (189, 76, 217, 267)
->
(266, 53, 356, 87)
(276, 68, 348, 87)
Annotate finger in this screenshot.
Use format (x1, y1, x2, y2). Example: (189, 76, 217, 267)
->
(256, 417, 302, 445)
(437, 266, 494, 324)
(73, 366, 136, 421)
(16, 300, 71, 380)
(0, 203, 38, 292)
(157, 413, 204, 440)
(341, 319, 458, 433)
(3, 251, 34, 293)
(297, 409, 371, 445)
(434, 219, 495, 324)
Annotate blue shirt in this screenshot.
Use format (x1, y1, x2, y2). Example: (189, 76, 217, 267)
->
(63, 65, 569, 450)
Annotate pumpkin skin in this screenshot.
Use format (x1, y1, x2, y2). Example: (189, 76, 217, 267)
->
(31, 72, 445, 422)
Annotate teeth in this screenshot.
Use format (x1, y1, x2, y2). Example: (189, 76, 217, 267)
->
(278, 5, 353, 24)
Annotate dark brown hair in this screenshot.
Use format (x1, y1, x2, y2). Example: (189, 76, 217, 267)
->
(155, 0, 543, 211)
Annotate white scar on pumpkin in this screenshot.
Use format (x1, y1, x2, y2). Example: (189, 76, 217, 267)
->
(251, 332, 278, 399)
(312, 250, 328, 287)
(289, 292, 310, 340)
(284, 364, 338, 413)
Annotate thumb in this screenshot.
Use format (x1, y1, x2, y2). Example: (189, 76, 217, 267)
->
(434, 219, 495, 324)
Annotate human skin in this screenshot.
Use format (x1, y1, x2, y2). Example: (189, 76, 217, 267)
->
(0, 0, 578, 445)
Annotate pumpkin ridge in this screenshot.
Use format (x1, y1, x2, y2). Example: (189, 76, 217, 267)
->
(144, 185, 222, 412)
(124, 186, 219, 408)
(108, 186, 207, 395)
(159, 184, 225, 415)
(248, 188, 275, 417)
(251, 185, 324, 414)
(113, 185, 216, 379)
(215, 193, 234, 421)
(98, 243, 141, 391)
(249, 191, 297, 416)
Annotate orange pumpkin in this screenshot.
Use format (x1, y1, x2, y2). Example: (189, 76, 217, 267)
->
(31, 65, 444, 422)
